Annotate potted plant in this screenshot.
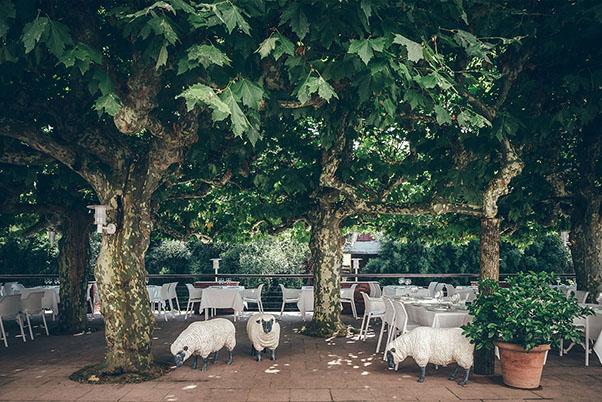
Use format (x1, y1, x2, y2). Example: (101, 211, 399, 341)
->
(463, 271, 592, 389)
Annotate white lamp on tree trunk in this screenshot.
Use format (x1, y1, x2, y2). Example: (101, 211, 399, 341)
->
(211, 258, 221, 282)
(351, 258, 361, 282)
(87, 205, 117, 235)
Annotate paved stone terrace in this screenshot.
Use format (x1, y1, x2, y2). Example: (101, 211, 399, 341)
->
(0, 313, 601, 401)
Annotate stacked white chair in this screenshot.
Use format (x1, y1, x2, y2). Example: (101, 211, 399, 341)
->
(340, 284, 358, 319)
(242, 284, 264, 312)
(368, 283, 382, 298)
(20, 291, 49, 340)
(184, 284, 203, 320)
(0, 295, 27, 347)
(359, 291, 385, 341)
(279, 284, 301, 316)
(376, 297, 395, 353)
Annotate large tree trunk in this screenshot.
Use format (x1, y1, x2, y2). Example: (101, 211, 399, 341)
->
(57, 209, 91, 333)
(304, 206, 346, 337)
(95, 190, 155, 373)
(474, 216, 500, 376)
(570, 195, 602, 302)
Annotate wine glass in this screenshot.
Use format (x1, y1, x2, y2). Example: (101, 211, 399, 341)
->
(398, 277, 405, 285)
(406, 279, 412, 286)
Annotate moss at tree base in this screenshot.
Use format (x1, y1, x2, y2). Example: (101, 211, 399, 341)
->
(69, 362, 167, 384)
(300, 320, 349, 338)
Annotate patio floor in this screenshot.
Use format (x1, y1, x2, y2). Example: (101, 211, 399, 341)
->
(0, 313, 601, 401)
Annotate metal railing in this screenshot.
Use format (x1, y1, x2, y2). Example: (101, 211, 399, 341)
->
(1, 272, 576, 313)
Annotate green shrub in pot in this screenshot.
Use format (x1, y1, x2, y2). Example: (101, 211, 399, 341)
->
(462, 271, 593, 351)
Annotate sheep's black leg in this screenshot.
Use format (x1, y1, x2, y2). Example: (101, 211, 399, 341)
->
(418, 366, 426, 383)
(212, 351, 219, 362)
(256, 348, 262, 362)
(191, 356, 198, 370)
(250, 346, 255, 356)
(202, 357, 209, 371)
(448, 367, 458, 381)
(458, 368, 470, 386)
(226, 350, 233, 365)
(270, 349, 276, 361)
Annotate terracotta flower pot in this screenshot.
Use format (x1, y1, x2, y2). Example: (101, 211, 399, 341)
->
(496, 342, 550, 389)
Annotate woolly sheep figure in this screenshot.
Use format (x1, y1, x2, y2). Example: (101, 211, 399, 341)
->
(246, 313, 280, 361)
(171, 318, 236, 371)
(385, 327, 474, 385)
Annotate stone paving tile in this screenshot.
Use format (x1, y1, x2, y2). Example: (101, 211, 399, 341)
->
(247, 388, 290, 401)
(289, 388, 332, 401)
(76, 384, 131, 401)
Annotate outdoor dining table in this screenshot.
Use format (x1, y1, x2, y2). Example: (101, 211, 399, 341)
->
(383, 285, 429, 298)
(398, 297, 471, 328)
(199, 286, 245, 321)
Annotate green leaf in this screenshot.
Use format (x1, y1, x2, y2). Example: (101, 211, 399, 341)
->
(0, 0, 16, 39)
(45, 20, 73, 58)
(280, 3, 309, 39)
(296, 75, 338, 104)
(93, 93, 122, 117)
(187, 44, 231, 68)
(434, 105, 452, 125)
(155, 42, 168, 70)
(221, 89, 261, 145)
(417, 73, 437, 89)
(348, 39, 374, 65)
(257, 36, 277, 59)
(22, 17, 49, 54)
(214, 2, 251, 35)
(177, 83, 231, 117)
(393, 34, 423, 63)
(273, 33, 295, 60)
(230, 79, 264, 109)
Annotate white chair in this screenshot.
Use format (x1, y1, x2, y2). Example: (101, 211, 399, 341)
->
(445, 285, 457, 297)
(148, 286, 168, 321)
(3, 282, 24, 296)
(434, 283, 447, 297)
(184, 284, 203, 320)
(86, 283, 97, 315)
(368, 283, 382, 298)
(376, 297, 395, 353)
(427, 281, 438, 297)
(21, 291, 49, 340)
(390, 300, 418, 341)
(568, 290, 589, 304)
(279, 284, 301, 316)
(359, 291, 385, 341)
(340, 284, 358, 319)
(165, 282, 181, 312)
(242, 284, 264, 312)
(0, 295, 27, 347)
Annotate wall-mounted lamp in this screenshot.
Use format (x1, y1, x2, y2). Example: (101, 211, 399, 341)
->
(87, 205, 117, 234)
(211, 258, 221, 282)
(351, 258, 361, 282)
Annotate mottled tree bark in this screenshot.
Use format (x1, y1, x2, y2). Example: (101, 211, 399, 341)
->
(95, 189, 155, 373)
(570, 195, 602, 302)
(304, 204, 347, 337)
(57, 209, 91, 333)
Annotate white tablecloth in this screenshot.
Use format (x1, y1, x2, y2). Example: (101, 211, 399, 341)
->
(297, 287, 314, 319)
(199, 287, 244, 320)
(19, 286, 60, 316)
(383, 286, 429, 298)
(402, 300, 470, 328)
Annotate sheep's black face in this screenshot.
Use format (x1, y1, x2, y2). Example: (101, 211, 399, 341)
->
(386, 349, 396, 369)
(260, 318, 274, 334)
(174, 346, 188, 368)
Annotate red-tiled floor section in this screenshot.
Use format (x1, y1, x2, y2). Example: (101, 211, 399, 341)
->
(0, 313, 601, 401)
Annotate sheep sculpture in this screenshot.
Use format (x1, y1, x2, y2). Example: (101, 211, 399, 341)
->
(171, 318, 236, 371)
(385, 327, 474, 385)
(246, 313, 280, 361)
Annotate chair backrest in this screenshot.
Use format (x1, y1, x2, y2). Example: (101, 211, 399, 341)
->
(383, 297, 396, 325)
(391, 300, 409, 334)
(3, 282, 24, 296)
(427, 282, 438, 296)
(280, 284, 301, 300)
(160, 283, 171, 300)
(369, 283, 382, 298)
(445, 284, 456, 297)
(168, 282, 179, 298)
(0, 294, 23, 318)
(186, 284, 203, 299)
(569, 290, 589, 303)
(434, 283, 446, 296)
(340, 284, 357, 300)
(360, 291, 383, 314)
(21, 291, 45, 313)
